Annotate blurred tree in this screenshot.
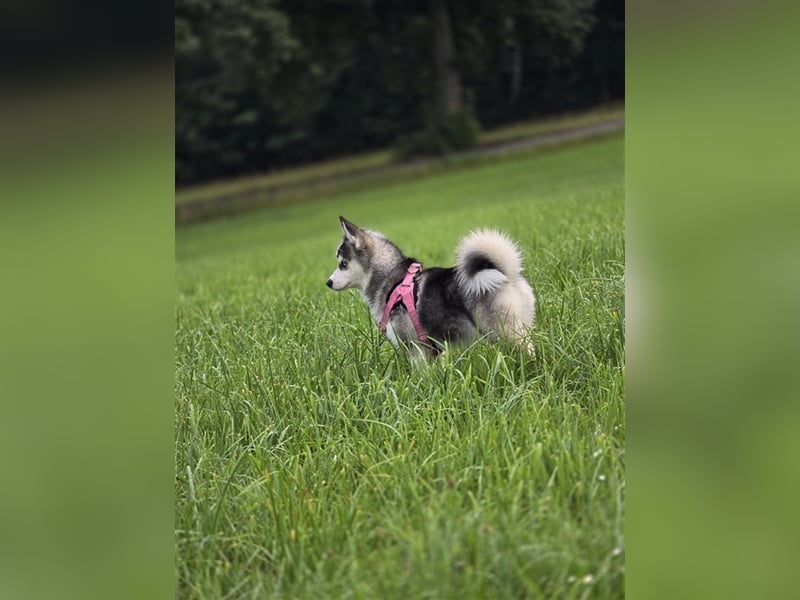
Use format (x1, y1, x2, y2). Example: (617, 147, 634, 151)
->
(453, 0, 597, 126)
(576, 0, 624, 104)
(175, 0, 621, 185)
(511, 0, 597, 106)
(276, 0, 428, 160)
(428, 0, 463, 121)
(176, 0, 301, 181)
(398, 0, 596, 156)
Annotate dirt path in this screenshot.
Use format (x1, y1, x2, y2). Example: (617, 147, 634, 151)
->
(176, 117, 624, 226)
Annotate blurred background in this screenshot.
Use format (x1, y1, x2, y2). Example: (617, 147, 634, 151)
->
(175, 0, 623, 186)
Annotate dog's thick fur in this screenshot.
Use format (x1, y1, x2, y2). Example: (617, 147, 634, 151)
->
(326, 216, 536, 354)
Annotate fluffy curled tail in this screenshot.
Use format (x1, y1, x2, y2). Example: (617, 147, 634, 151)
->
(455, 229, 524, 296)
(455, 229, 536, 351)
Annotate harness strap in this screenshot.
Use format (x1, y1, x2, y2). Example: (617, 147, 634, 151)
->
(378, 262, 429, 344)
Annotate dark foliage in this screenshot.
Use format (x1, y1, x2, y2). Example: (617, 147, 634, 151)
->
(176, 0, 623, 185)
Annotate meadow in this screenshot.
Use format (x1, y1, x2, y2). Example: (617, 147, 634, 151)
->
(175, 134, 625, 598)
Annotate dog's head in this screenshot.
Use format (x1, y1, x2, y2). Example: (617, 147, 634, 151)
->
(326, 216, 401, 292)
(326, 217, 371, 291)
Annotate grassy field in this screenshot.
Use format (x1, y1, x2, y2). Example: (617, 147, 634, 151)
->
(175, 134, 625, 598)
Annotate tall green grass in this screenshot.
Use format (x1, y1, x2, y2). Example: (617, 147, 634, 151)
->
(176, 134, 624, 598)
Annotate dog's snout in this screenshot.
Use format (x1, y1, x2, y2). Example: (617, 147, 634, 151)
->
(326, 279, 333, 288)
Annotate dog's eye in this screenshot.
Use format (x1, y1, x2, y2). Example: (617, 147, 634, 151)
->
(339, 259, 348, 269)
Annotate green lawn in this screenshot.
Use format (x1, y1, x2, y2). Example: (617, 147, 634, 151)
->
(175, 134, 625, 598)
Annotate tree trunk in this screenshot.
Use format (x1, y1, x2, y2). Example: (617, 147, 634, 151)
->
(428, 0, 463, 122)
(510, 35, 522, 109)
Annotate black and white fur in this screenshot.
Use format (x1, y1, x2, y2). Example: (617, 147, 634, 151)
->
(326, 216, 536, 354)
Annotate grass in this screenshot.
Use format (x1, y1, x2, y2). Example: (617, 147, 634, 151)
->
(175, 133, 625, 598)
(175, 104, 623, 207)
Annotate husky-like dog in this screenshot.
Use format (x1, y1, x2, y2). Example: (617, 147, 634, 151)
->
(326, 217, 536, 355)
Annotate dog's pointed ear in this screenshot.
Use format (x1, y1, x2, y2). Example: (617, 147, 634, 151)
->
(339, 216, 364, 247)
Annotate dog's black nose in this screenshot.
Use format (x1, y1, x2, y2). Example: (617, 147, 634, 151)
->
(326, 279, 333, 288)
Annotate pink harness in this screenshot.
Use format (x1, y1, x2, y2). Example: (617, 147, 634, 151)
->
(379, 262, 429, 344)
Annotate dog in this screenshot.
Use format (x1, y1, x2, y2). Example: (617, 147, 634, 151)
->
(326, 217, 536, 355)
